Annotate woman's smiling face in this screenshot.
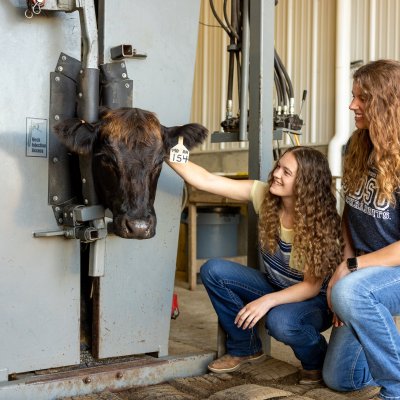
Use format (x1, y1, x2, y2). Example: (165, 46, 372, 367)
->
(269, 151, 298, 198)
(349, 82, 369, 130)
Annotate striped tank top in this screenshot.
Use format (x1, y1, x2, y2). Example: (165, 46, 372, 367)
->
(250, 180, 328, 294)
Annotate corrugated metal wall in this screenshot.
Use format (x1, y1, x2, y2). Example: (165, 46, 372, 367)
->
(191, 0, 400, 152)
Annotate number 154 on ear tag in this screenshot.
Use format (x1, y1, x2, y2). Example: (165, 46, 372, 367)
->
(169, 136, 189, 164)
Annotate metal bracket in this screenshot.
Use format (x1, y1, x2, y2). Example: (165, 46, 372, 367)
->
(211, 131, 241, 143)
(110, 44, 147, 61)
(48, 54, 82, 209)
(100, 61, 133, 108)
(61, 204, 105, 226)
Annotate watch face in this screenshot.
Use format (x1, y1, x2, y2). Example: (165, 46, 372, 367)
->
(347, 257, 358, 271)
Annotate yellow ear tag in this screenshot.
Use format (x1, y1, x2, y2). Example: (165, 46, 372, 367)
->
(169, 136, 189, 164)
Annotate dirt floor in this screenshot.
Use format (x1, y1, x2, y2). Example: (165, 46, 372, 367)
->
(58, 283, 381, 400)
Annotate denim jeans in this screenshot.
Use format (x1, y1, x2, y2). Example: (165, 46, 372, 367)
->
(200, 258, 332, 370)
(323, 266, 400, 400)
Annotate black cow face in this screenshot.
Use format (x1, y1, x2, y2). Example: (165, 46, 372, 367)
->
(53, 107, 208, 239)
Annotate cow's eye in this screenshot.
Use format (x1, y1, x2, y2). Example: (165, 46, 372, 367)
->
(95, 153, 118, 168)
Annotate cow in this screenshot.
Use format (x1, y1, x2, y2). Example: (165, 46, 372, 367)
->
(53, 107, 208, 239)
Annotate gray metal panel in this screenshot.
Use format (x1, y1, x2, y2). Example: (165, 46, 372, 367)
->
(97, 166, 182, 358)
(99, 0, 200, 125)
(0, 2, 81, 373)
(96, 0, 201, 358)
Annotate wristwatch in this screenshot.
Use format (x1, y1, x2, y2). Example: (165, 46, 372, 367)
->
(346, 257, 358, 273)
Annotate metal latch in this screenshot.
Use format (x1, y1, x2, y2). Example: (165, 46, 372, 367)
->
(33, 204, 107, 243)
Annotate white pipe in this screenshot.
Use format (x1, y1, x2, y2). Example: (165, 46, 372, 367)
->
(369, 0, 376, 61)
(285, 0, 293, 145)
(310, 0, 319, 144)
(327, 0, 351, 178)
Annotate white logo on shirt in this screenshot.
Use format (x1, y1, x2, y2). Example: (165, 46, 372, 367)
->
(345, 173, 390, 219)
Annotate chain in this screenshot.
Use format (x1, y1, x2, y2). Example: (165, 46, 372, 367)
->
(25, 0, 46, 19)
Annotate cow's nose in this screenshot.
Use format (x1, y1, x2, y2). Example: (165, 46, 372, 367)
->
(128, 219, 154, 239)
(116, 215, 155, 239)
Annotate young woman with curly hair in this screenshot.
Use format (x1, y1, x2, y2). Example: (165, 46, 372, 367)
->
(168, 146, 343, 384)
(323, 59, 400, 400)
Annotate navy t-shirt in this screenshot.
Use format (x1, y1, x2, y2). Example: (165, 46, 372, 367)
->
(345, 168, 400, 253)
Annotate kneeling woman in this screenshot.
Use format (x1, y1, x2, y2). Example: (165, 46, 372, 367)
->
(168, 146, 343, 384)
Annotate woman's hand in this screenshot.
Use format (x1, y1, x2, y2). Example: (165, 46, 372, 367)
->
(327, 261, 349, 310)
(332, 313, 344, 328)
(234, 295, 275, 330)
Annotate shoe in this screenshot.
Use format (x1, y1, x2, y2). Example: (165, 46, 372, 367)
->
(298, 369, 323, 385)
(208, 351, 265, 373)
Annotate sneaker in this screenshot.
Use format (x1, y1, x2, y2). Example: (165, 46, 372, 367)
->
(208, 351, 265, 373)
(298, 369, 323, 385)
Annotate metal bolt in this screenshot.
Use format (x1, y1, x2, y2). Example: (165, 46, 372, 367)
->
(55, 207, 61, 212)
(61, 55, 67, 61)
(82, 178, 86, 184)
(122, 73, 127, 78)
(57, 66, 63, 72)
(70, 212, 73, 218)
(58, 218, 63, 224)
(84, 199, 89, 205)
(55, 76, 60, 82)
(53, 196, 59, 201)
(121, 62, 125, 68)
(83, 377, 91, 384)
(53, 157, 58, 163)
(64, 213, 67, 217)
(125, 83, 130, 88)
(54, 115, 60, 121)
(116, 372, 123, 379)
(80, 69, 83, 74)
(78, 92, 83, 98)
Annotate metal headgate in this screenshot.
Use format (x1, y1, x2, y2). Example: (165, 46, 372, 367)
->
(0, 0, 202, 398)
(0, 0, 275, 398)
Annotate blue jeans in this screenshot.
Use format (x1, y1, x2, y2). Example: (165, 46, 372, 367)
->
(200, 258, 332, 370)
(323, 267, 400, 400)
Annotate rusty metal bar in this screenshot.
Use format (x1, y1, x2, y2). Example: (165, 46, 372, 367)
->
(0, 353, 214, 400)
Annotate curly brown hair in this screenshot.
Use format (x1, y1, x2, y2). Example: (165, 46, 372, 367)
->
(343, 59, 400, 204)
(258, 147, 343, 278)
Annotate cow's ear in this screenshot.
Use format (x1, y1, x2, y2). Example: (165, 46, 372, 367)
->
(99, 106, 112, 119)
(162, 123, 208, 151)
(53, 118, 98, 155)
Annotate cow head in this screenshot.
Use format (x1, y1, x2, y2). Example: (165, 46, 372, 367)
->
(53, 107, 208, 239)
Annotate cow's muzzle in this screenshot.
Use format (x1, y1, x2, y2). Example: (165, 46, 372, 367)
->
(111, 214, 156, 239)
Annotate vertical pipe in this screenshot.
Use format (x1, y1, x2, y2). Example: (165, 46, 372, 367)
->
(327, 0, 351, 179)
(247, 0, 275, 356)
(284, 0, 293, 145)
(239, 0, 249, 141)
(310, 0, 319, 143)
(202, 2, 209, 150)
(78, 0, 104, 277)
(369, 0, 376, 61)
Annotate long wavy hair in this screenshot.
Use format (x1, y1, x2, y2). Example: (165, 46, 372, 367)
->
(343, 59, 400, 204)
(258, 147, 343, 278)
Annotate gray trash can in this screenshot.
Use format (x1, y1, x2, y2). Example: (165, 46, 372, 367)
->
(197, 206, 241, 259)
